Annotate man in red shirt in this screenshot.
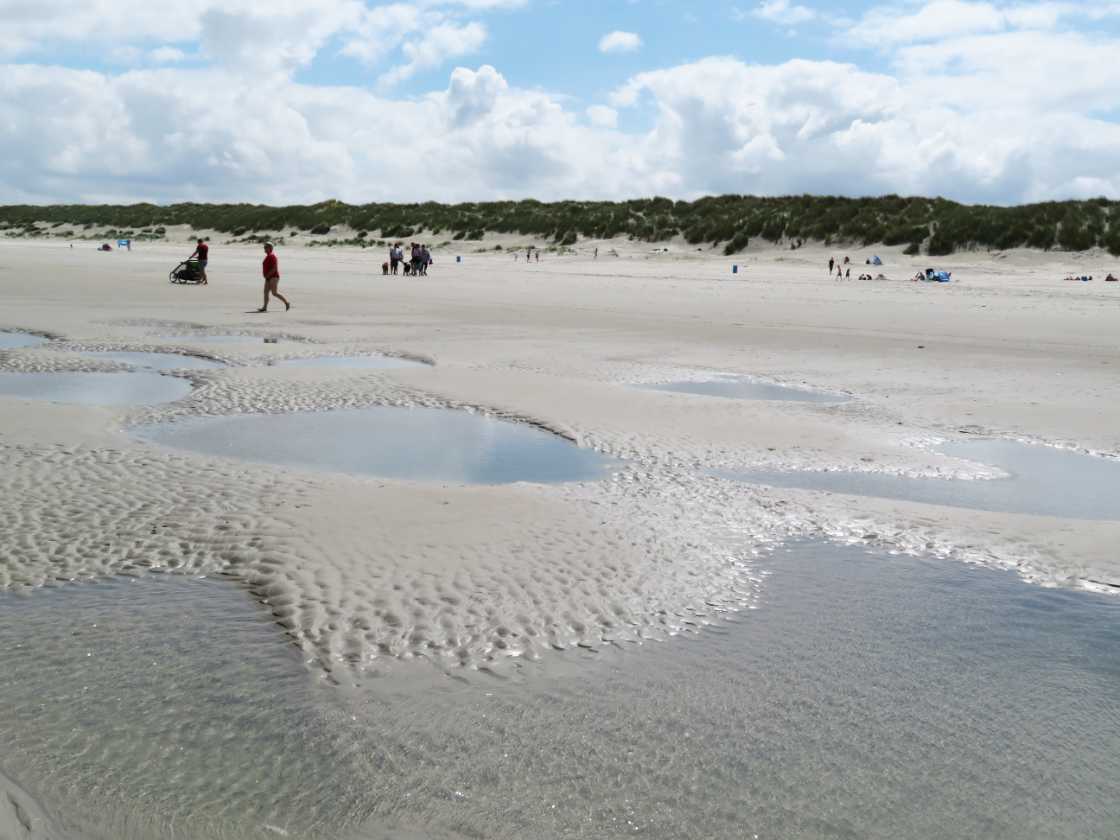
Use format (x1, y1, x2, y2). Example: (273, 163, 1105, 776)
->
(257, 243, 290, 312)
(188, 238, 209, 284)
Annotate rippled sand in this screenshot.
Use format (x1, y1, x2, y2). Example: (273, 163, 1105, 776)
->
(0, 237, 1118, 837)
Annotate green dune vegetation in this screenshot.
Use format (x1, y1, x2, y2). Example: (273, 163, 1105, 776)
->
(3, 195, 1119, 256)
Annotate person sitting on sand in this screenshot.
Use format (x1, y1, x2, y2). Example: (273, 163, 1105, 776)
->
(1106, 274, 1118, 282)
(257, 243, 289, 312)
(188, 238, 209, 285)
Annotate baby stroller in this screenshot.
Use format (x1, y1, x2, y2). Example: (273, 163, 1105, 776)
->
(170, 259, 205, 285)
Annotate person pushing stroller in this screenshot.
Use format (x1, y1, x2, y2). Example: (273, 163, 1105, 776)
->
(187, 238, 209, 285)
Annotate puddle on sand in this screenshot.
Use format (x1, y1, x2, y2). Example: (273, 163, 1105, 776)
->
(0, 331, 49, 350)
(0, 372, 192, 406)
(643, 375, 847, 403)
(1, 543, 1116, 840)
(271, 355, 428, 370)
(723, 439, 1120, 520)
(0, 576, 375, 840)
(80, 351, 225, 371)
(136, 406, 620, 484)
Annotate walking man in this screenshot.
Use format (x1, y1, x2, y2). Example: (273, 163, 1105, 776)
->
(189, 238, 209, 285)
(257, 243, 290, 312)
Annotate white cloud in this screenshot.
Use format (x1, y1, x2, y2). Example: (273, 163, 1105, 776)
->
(751, 0, 817, 25)
(378, 20, 487, 86)
(586, 105, 619, 128)
(607, 51, 1120, 203)
(0, 62, 639, 204)
(598, 31, 642, 54)
(2, 0, 1120, 205)
(0, 0, 499, 80)
(149, 46, 188, 63)
(848, 0, 1120, 47)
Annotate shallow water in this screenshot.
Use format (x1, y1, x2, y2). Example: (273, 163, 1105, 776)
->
(0, 330, 49, 350)
(0, 372, 192, 406)
(643, 375, 847, 403)
(80, 351, 224, 371)
(271, 355, 428, 370)
(1, 543, 1116, 840)
(724, 439, 1120, 520)
(0, 577, 370, 840)
(136, 406, 620, 484)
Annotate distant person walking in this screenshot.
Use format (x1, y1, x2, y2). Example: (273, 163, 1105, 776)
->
(420, 244, 431, 275)
(845, 267, 851, 279)
(257, 243, 289, 312)
(828, 256, 834, 275)
(389, 244, 400, 275)
(189, 238, 209, 285)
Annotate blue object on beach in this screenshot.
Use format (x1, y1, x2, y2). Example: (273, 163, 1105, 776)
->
(456, 255, 462, 263)
(732, 265, 739, 274)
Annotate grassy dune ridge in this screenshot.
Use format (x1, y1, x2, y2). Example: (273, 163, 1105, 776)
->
(3, 195, 1119, 256)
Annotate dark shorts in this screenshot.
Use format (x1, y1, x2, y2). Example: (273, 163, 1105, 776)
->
(198, 260, 208, 268)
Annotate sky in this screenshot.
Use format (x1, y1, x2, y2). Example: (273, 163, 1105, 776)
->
(2, 0, 1120, 206)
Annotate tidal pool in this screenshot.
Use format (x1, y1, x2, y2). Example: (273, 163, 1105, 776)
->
(81, 351, 224, 371)
(0, 331, 49, 350)
(643, 375, 847, 403)
(136, 406, 619, 484)
(0, 543, 1116, 840)
(0, 372, 192, 406)
(271, 355, 428, 370)
(723, 439, 1120, 520)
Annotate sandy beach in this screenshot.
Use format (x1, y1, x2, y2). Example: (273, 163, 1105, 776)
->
(1, 234, 1119, 837)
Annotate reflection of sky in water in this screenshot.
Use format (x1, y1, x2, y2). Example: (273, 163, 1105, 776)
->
(272, 355, 428, 370)
(137, 406, 619, 484)
(80, 351, 224, 371)
(0, 372, 192, 406)
(0, 331, 49, 350)
(722, 440, 1120, 520)
(1, 543, 1116, 840)
(642, 375, 847, 403)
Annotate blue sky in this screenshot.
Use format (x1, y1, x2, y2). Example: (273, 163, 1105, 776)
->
(3, 0, 1120, 205)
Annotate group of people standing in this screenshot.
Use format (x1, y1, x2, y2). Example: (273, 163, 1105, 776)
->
(388, 242, 432, 276)
(828, 255, 852, 279)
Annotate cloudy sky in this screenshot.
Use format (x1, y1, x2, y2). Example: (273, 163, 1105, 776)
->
(2, 0, 1118, 205)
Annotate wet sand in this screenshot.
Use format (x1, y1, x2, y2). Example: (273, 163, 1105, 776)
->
(1, 235, 1118, 836)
